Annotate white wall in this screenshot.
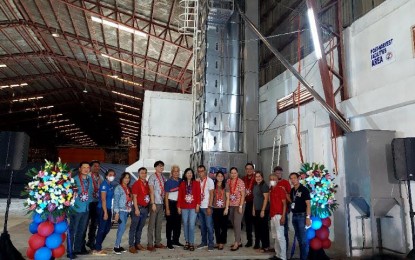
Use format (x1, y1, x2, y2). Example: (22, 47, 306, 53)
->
(139, 91, 193, 173)
(258, 0, 415, 255)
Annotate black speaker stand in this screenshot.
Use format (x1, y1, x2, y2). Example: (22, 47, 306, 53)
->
(0, 170, 24, 260)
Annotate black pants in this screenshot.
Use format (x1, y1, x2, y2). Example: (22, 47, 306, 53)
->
(244, 201, 254, 243)
(166, 200, 181, 245)
(213, 208, 228, 244)
(254, 210, 270, 249)
(84, 201, 98, 248)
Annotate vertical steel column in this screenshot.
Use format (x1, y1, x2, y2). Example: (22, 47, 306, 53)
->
(243, 0, 259, 165)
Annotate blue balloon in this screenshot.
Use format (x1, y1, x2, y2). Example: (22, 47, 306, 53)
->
(33, 213, 43, 224)
(29, 221, 39, 234)
(54, 220, 68, 234)
(306, 228, 316, 240)
(34, 247, 52, 260)
(45, 233, 63, 249)
(311, 216, 323, 230)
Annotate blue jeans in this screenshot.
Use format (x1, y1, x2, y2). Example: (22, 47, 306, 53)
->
(68, 211, 89, 253)
(129, 206, 149, 246)
(95, 208, 112, 250)
(198, 208, 214, 247)
(115, 211, 129, 248)
(182, 209, 197, 244)
(292, 213, 309, 260)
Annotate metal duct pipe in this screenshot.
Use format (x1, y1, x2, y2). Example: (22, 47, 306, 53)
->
(236, 4, 352, 133)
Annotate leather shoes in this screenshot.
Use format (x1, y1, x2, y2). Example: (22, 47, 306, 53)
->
(147, 245, 156, 252)
(155, 243, 166, 249)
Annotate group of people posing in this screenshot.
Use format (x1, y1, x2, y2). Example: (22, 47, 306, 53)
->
(67, 160, 311, 260)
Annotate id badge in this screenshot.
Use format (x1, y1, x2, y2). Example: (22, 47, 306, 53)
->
(291, 203, 295, 209)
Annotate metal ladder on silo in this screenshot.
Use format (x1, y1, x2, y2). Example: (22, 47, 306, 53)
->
(270, 133, 282, 174)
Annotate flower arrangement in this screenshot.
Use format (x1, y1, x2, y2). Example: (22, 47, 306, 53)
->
(23, 159, 77, 220)
(299, 162, 338, 218)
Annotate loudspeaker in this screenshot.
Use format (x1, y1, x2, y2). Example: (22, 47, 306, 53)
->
(392, 138, 415, 181)
(0, 132, 30, 170)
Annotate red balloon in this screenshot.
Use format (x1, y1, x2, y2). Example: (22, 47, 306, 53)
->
(316, 226, 330, 240)
(310, 238, 322, 250)
(61, 232, 67, 242)
(38, 221, 54, 237)
(28, 234, 46, 250)
(52, 244, 66, 258)
(322, 238, 332, 249)
(26, 246, 35, 259)
(322, 217, 331, 227)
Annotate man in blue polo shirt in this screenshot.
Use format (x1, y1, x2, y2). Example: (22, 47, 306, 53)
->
(68, 161, 94, 259)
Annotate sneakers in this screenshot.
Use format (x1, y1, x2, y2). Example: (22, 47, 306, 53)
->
(92, 250, 107, 256)
(208, 245, 214, 251)
(196, 243, 207, 249)
(167, 244, 174, 250)
(119, 247, 127, 253)
(129, 246, 137, 254)
(155, 243, 166, 249)
(113, 247, 122, 255)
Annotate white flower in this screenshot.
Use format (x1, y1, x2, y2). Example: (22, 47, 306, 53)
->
(35, 208, 43, 214)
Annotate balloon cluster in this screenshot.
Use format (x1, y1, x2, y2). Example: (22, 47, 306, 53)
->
(299, 163, 338, 218)
(27, 213, 68, 260)
(306, 216, 332, 250)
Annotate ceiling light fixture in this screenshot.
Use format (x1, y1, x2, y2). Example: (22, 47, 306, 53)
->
(120, 122, 140, 130)
(119, 117, 140, 125)
(12, 96, 43, 102)
(54, 123, 75, 129)
(307, 7, 322, 60)
(38, 113, 63, 119)
(115, 102, 140, 111)
(116, 110, 140, 118)
(46, 119, 70, 124)
(111, 90, 141, 100)
(0, 83, 28, 90)
(121, 129, 139, 136)
(24, 105, 54, 112)
(0, 64, 7, 68)
(91, 16, 147, 37)
(108, 76, 143, 88)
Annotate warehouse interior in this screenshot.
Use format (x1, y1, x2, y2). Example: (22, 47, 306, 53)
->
(1, 0, 415, 258)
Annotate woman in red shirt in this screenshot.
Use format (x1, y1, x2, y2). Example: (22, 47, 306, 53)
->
(177, 168, 201, 251)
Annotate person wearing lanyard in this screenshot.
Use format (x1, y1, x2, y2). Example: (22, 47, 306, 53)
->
(225, 167, 246, 251)
(274, 166, 292, 251)
(147, 160, 167, 251)
(68, 161, 93, 259)
(92, 169, 116, 256)
(85, 160, 103, 251)
(177, 168, 201, 251)
(113, 172, 132, 254)
(164, 165, 183, 250)
(289, 172, 311, 260)
(269, 173, 287, 260)
(252, 171, 270, 253)
(196, 165, 215, 251)
(243, 163, 256, 248)
(128, 167, 151, 253)
(212, 170, 228, 250)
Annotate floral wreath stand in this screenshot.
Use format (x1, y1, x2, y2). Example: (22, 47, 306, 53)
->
(299, 163, 338, 260)
(23, 160, 77, 260)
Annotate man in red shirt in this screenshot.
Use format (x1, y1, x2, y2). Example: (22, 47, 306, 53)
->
(129, 167, 150, 253)
(274, 166, 291, 251)
(243, 163, 255, 247)
(269, 173, 287, 260)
